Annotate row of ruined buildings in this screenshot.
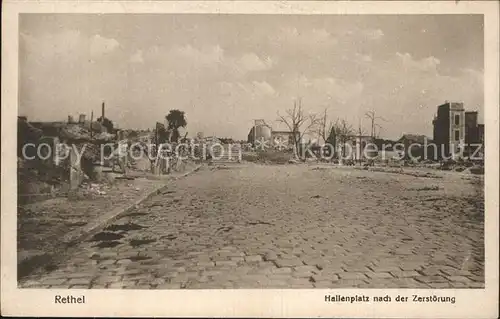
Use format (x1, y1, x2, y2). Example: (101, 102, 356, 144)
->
(17, 103, 126, 203)
(247, 101, 485, 161)
(391, 101, 484, 161)
(247, 119, 376, 160)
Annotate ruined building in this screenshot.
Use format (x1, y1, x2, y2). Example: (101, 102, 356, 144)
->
(432, 101, 484, 159)
(247, 119, 300, 149)
(465, 111, 484, 144)
(248, 120, 272, 145)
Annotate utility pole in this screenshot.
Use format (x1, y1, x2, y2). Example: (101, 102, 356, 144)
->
(374, 124, 383, 138)
(365, 110, 375, 138)
(90, 110, 94, 139)
(254, 120, 256, 146)
(357, 118, 364, 164)
(155, 124, 158, 146)
(320, 108, 327, 144)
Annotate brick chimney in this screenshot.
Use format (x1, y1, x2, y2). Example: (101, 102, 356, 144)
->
(102, 101, 105, 120)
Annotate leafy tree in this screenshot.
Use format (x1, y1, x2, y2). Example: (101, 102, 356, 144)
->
(166, 110, 187, 143)
(156, 125, 170, 144)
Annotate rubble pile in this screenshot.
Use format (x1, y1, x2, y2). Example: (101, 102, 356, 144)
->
(78, 182, 111, 197)
(60, 124, 115, 142)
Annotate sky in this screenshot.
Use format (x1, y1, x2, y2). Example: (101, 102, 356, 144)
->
(19, 14, 484, 140)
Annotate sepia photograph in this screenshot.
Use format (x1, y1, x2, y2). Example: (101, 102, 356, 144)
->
(2, 1, 499, 318)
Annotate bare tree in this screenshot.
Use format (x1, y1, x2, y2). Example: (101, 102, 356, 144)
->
(374, 124, 383, 138)
(365, 110, 387, 138)
(315, 108, 334, 145)
(330, 118, 354, 158)
(355, 120, 368, 164)
(277, 98, 320, 155)
(356, 119, 367, 138)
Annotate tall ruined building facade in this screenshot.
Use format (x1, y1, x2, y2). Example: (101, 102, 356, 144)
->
(433, 101, 483, 159)
(432, 102, 465, 158)
(465, 112, 478, 144)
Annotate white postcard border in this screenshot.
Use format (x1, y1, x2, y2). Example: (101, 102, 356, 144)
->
(1, 1, 498, 318)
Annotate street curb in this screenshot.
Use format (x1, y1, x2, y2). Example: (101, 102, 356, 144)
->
(18, 163, 203, 281)
(65, 163, 203, 245)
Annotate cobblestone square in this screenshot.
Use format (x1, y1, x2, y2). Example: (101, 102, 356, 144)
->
(19, 164, 484, 289)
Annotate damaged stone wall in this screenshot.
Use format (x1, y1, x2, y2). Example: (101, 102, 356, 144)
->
(17, 117, 117, 204)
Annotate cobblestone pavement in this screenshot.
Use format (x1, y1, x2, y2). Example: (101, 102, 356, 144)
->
(20, 164, 484, 289)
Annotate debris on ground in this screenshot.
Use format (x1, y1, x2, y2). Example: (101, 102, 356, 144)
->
(413, 186, 440, 191)
(80, 182, 111, 196)
(466, 165, 485, 175)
